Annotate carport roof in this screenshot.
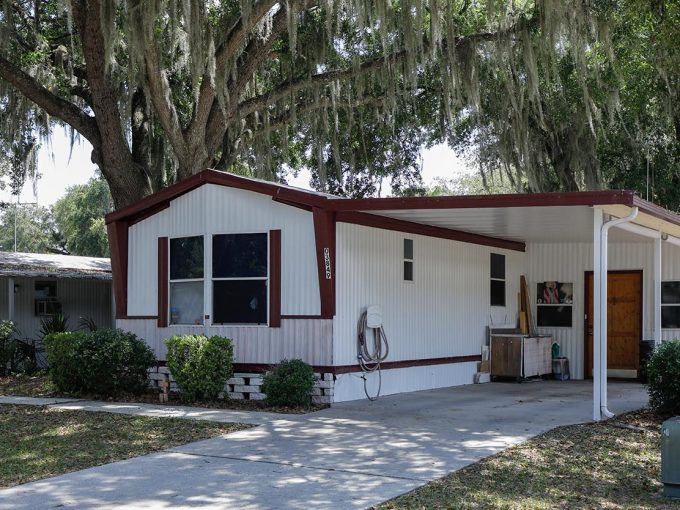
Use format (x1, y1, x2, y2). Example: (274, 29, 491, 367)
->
(105, 169, 680, 245)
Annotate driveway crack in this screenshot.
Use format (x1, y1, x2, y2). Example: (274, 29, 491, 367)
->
(165, 450, 429, 482)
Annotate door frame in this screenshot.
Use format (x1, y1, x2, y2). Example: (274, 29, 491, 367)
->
(583, 269, 643, 378)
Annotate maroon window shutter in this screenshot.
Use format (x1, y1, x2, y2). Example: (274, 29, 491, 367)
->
(157, 237, 169, 327)
(269, 230, 282, 327)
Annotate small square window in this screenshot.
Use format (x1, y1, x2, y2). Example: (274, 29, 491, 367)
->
(490, 253, 505, 280)
(404, 239, 413, 260)
(490, 280, 506, 307)
(404, 261, 414, 282)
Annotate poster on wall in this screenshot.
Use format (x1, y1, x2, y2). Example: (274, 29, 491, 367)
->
(536, 281, 573, 327)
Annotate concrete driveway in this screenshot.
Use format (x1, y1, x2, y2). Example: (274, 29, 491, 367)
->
(0, 380, 647, 509)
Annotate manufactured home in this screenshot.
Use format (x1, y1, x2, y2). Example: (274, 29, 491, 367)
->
(0, 251, 114, 346)
(105, 170, 680, 409)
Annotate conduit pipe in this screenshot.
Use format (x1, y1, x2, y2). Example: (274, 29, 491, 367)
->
(598, 207, 639, 420)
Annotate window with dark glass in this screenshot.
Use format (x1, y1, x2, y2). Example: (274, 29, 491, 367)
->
(490, 253, 506, 306)
(212, 233, 268, 324)
(404, 239, 414, 282)
(662, 281, 680, 328)
(169, 236, 204, 325)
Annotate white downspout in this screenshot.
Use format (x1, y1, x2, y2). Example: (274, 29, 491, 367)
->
(599, 207, 639, 420)
(654, 236, 662, 347)
(592, 209, 603, 421)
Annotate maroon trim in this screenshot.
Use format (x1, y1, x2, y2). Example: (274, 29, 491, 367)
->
(155, 354, 480, 374)
(632, 196, 680, 229)
(157, 237, 169, 328)
(269, 230, 282, 328)
(330, 355, 482, 374)
(107, 220, 128, 318)
(313, 207, 336, 318)
(129, 202, 170, 227)
(328, 190, 638, 212)
(106, 170, 680, 233)
(272, 197, 314, 212)
(106, 170, 328, 225)
(118, 315, 158, 320)
(337, 211, 526, 252)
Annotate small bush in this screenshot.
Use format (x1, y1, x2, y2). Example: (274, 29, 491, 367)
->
(0, 320, 17, 376)
(165, 335, 233, 401)
(44, 329, 156, 396)
(262, 359, 316, 407)
(646, 340, 680, 414)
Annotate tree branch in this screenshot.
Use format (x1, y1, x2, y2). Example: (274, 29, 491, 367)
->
(234, 24, 526, 120)
(0, 55, 100, 147)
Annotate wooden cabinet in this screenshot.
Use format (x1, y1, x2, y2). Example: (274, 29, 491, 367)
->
(490, 335, 552, 379)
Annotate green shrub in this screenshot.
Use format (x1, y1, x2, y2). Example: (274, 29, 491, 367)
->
(0, 320, 17, 376)
(165, 335, 233, 401)
(262, 359, 316, 407)
(39, 313, 69, 339)
(646, 340, 680, 414)
(44, 329, 156, 396)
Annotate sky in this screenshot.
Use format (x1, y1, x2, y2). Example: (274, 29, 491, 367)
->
(0, 128, 473, 206)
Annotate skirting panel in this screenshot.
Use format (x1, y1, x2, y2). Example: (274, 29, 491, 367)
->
(333, 361, 479, 402)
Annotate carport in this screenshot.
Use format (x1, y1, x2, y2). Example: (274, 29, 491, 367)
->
(337, 190, 680, 420)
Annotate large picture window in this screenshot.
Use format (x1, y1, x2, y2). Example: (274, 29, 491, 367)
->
(662, 281, 680, 328)
(169, 236, 204, 325)
(212, 233, 268, 324)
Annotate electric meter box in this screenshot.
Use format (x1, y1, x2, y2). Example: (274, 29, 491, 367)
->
(661, 417, 680, 498)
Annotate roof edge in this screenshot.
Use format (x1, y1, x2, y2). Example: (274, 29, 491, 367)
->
(326, 189, 638, 212)
(105, 169, 330, 225)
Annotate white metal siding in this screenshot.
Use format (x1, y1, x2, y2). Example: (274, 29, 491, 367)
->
(117, 318, 333, 365)
(126, 184, 320, 317)
(333, 223, 524, 367)
(0, 276, 113, 339)
(526, 240, 680, 379)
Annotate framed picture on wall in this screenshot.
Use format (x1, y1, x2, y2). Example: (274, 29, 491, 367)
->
(536, 281, 573, 327)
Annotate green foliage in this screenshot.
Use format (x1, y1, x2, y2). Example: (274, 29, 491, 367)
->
(261, 359, 316, 407)
(0, 320, 17, 377)
(39, 313, 69, 339)
(0, 205, 64, 254)
(77, 316, 98, 332)
(646, 340, 680, 414)
(44, 329, 156, 396)
(165, 335, 234, 401)
(52, 177, 112, 257)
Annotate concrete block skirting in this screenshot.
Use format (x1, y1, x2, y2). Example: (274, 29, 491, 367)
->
(147, 366, 335, 404)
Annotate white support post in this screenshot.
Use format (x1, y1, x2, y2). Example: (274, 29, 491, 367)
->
(7, 277, 14, 322)
(592, 209, 603, 421)
(654, 236, 662, 346)
(598, 207, 638, 420)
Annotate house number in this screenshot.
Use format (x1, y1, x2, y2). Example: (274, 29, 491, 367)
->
(323, 248, 332, 279)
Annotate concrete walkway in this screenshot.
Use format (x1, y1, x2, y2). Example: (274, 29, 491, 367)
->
(0, 381, 648, 509)
(0, 396, 291, 425)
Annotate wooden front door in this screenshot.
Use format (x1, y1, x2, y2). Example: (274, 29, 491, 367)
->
(585, 271, 642, 378)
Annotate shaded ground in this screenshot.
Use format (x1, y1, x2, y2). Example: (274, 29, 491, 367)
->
(378, 409, 679, 510)
(0, 373, 326, 413)
(0, 404, 248, 488)
(0, 381, 649, 510)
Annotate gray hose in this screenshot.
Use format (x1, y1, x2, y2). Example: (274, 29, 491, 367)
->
(357, 310, 389, 400)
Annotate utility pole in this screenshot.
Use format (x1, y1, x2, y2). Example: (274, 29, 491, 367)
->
(12, 197, 38, 252)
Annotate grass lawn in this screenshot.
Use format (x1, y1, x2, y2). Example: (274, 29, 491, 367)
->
(379, 409, 680, 510)
(0, 404, 248, 489)
(0, 373, 326, 413)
